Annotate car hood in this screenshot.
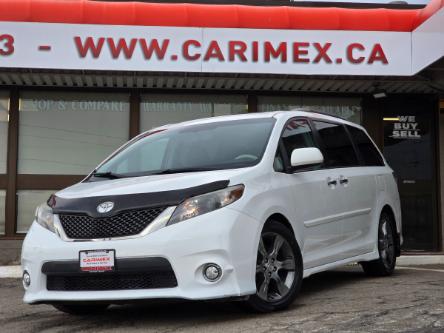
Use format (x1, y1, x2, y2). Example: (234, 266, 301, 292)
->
(57, 168, 253, 199)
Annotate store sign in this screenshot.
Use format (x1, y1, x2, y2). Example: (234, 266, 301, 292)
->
(21, 99, 127, 113)
(412, 7, 444, 74)
(0, 22, 412, 75)
(390, 116, 421, 139)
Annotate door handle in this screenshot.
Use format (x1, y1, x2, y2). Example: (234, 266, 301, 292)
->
(339, 176, 349, 185)
(327, 178, 337, 187)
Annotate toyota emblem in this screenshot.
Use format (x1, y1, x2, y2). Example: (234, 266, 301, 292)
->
(97, 201, 114, 214)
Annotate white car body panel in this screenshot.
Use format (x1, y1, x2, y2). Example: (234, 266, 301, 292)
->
(22, 110, 401, 304)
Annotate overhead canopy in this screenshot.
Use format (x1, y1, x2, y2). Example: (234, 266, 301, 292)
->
(0, 0, 443, 90)
(0, 68, 440, 94)
(0, 0, 443, 32)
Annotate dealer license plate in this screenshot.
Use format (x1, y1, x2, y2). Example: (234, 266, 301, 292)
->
(79, 249, 115, 272)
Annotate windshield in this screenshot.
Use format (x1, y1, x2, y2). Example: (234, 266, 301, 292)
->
(90, 118, 276, 180)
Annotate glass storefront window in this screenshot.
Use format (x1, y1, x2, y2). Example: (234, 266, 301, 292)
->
(0, 190, 5, 235)
(0, 91, 9, 174)
(140, 94, 247, 132)
(257, 96, 362, 124)
(16, 190, 55, 233)
(18, 92, 130, 175)
(383, 98, 438, 250)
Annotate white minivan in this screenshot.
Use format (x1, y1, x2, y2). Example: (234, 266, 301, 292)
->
(22, 110, 402, 314)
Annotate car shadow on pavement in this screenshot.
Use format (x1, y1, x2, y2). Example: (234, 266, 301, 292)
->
(299, 265, 367, 296)
(41, 266, 374, 328)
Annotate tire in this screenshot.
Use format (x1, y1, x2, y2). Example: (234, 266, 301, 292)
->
(52, 303, 109, 315)
(245, 220, 303, 313)
(361, 212, 396, 277)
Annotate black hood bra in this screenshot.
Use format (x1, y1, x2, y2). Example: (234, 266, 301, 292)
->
(48, 180, 230, 218)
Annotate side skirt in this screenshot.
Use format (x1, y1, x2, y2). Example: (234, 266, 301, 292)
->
(302, 250, 379, 279)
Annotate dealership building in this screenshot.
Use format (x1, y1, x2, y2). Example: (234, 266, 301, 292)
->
(0, 0, 443, 263)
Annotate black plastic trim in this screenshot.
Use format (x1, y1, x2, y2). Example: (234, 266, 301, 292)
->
(42, 257, 174, 276)
(49, 180, 229, 218)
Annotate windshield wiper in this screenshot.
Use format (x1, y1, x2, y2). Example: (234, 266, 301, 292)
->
(88, 167, 215, 180)
(148, 167, 217, 175)
(90, 171, 124, 179)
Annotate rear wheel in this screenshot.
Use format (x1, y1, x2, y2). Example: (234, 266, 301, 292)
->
(245, 221, 303, 312)
(52, 303, 109, 315)
(361, 212, 396, 276)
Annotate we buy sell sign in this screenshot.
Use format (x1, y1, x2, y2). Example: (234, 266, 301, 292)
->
(0, 22, 412, 76)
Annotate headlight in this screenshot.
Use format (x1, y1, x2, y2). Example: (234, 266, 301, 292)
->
(35, 203, 55, 233)
(167, 184, 244, 225)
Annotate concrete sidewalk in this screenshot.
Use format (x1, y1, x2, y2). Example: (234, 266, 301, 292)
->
(0, 266, 21, 278)
(2, 255, 443, 279)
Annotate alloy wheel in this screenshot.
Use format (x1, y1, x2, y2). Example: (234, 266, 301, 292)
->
(379, 219, 395, 270)
(256, 232, 296, 302)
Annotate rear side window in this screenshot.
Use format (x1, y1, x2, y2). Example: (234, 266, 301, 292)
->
(347, 125, 385, 166)
(313, 121, 358, 168)
(281, 118, 317, 162)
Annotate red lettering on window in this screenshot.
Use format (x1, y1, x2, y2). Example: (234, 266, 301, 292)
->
(140, 39, 170, 60)
(228, 41, 247, 62)
(74, 37, 105, 58)
(313, 42, 332, 64)
(264, 42, 287, 63)
(347, 43, 365, 64)
(293, 42, 310, 63)
(183, 40, 201, 61)
(368, 43, 388, 64)
(107, 38, 137, 59)
(252, 41, 259, 62)
(204, 41, 225, 61)
(0, 34, 14, 56)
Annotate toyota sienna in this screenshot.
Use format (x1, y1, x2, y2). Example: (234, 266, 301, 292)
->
(21, 110, 402, 314)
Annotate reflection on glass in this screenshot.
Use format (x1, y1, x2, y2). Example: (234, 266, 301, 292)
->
(18, 92, 130, 175)
(0, 91, 9, 174)
(383, 102, 436, 251)
(16, 190, 55, 234)
(0, 190, 5, 235)
(258, 96, 362, 124)
(95, 118, 275, 178)
(140, 95, 247, 132)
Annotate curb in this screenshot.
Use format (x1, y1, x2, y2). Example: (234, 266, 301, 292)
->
(397, 255, 444, 266)
(0, 266, 21, 279)
(1, 256, 443, 279)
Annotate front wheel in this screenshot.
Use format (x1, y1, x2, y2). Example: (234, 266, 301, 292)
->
(361, 212, 396, 276)
(245, 221, 303, 312)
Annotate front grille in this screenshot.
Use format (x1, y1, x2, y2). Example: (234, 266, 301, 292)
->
(59, 207, 166, 239)
(47, 272, 178, 291)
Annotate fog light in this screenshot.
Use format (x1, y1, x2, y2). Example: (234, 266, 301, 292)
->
(23, 271, 31, 289)
(203, 264, 222, 282)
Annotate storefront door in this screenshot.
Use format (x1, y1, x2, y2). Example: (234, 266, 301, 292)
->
(383, 96, 439, 251)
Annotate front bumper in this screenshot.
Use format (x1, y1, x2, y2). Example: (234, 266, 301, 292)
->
(22, 207, 261, 304)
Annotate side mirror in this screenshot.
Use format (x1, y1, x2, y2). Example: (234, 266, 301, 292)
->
(290, 147, 324, 168)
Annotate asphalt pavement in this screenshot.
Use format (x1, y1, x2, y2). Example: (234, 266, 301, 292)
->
(0, 265, 443, 333)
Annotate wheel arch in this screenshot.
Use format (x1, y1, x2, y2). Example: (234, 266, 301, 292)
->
(264, 213, 302, 248)
(266, 213, 294, 233)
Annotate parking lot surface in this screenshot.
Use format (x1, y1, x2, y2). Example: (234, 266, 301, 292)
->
(1, 265, 443, 333)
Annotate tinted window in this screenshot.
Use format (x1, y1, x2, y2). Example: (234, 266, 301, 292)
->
(281, 119, 316, 162)
(347, 126, 385, 166)
(313, 121, 358, 168)
(273, 149, 285, 172)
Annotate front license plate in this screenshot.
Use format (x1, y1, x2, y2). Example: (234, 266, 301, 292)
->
(79, 250, 115, 272)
